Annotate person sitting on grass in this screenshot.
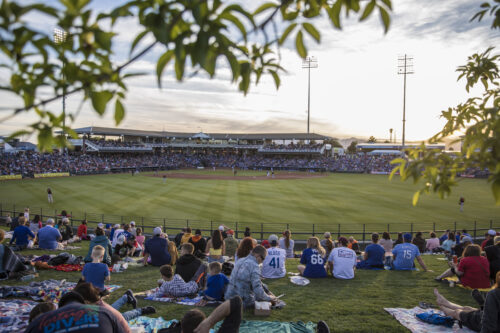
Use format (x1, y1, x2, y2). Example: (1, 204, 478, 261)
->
(321, 232, 334, 260)
(356, 232, 385, 269)
(169, 241, 179, 265)
(392, 233, 431, 272)
(181, 227, 193, 245)
(222, 229, 238, 260)
(298, 237, 327, 278)
(485, 236, 500, 281)
(77, 220, 90, 240)
(453, 235, 473, 258)
(85, 227, 113, 266)
(60, 217, 74, 242)
(234, 237, 255, 262)
(153, 264, 204, 298)
(135, 227, 145, 249)
(206, 229, 225, 263)
(9, 217, 35, 251)
(204, 262, 229, 301)
(441, 232, 456, 255)
(262, 234, 287, 279)
(176, 243, 202, 282)
(28, 302, 57, 324)
(433, 272, 500, 333)
(279, 230, 294, 259)
(0, 229, 7, 279)
(189, 229, 207, 259)
(81, 245, 110, 295)
(347, 236, 361, 255)
(482, 230, 497, 250)
(143, 227, 171, 267)
(412, 231, 426, 253)
(425, 232, 441, 253)
(37, 218, 62, 250)
(328, 236, 357, 280)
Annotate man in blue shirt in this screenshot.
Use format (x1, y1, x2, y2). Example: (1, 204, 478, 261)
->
(357, 233, 385, 269)
(392, 233, 430, 271)
(38, 218, 62, 250)
(144, 227, 171, 267)
(9, 217, 34, 250)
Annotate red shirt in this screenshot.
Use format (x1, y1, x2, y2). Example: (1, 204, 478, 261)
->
(458, 256, 491, 289)
(77, 224, 87, 238)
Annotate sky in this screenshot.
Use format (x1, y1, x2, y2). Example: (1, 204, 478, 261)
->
(0, 0, 498, 143)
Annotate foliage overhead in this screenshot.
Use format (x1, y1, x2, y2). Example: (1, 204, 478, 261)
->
(0, 0, 392, 150)
(391, 3, 499, 205)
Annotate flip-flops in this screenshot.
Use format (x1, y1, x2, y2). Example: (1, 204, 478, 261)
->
(418, 301, 436, 309)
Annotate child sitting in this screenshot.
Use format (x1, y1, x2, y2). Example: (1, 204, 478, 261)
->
(154, 264, 202, 298)
(81, 245, 110, 293)
(203, 262, 229, 301)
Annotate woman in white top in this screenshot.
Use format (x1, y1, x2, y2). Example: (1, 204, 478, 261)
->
(279, 230, 295, 258)
(426, 232, 440, 252)
(379, 232, 393, 267)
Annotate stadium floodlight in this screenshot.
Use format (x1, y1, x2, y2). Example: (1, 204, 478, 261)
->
(302, 56, 318, 135)
(397, 54, 414, 150)
(53, 28, 69, 138)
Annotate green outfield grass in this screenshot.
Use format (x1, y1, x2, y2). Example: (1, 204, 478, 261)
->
(0, 231, 481, 333)
(0, 170, 498, 237)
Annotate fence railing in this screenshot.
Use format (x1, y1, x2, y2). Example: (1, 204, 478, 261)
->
(1, 202, 498, 248)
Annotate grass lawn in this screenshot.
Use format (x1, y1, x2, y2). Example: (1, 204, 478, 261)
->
(0, 170, 498, 239)
(0, 235, 481, 333)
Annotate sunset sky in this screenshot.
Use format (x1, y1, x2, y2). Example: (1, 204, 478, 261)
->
(1, 0, 498, 143)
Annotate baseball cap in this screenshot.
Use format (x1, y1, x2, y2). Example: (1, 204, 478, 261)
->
(324, 232, 331, 238)
(268, 234, 279, 243)
(403, 233, 413, 241)
(105, 224, 111, 229)
(130, 221, 135, 226)
(488, 229, 496, 236)
(226, 229, 234, 235)
(195, 229, 202, 235)
(261, 240, 270, 249)
(218, 225, 224, 231)
(153, 227, 162, 235)
(338, 237, 348, 246)
(462, 236, 472, 243)
(98, 223, 104, 228)
(114, 224, 120, 228)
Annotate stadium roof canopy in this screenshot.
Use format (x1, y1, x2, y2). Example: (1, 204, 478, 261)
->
(72, 126, 332, 141)
(357, 142, 445, 151)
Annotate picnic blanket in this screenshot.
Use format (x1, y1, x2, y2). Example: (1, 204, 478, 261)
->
(443, 276, 494, 292)
(53, 264, 84, 272)
(0, 299, 38, 333)
(385, 306, 475, 333)
(128, 316, 179, 333)
(0, 279, 121, 303)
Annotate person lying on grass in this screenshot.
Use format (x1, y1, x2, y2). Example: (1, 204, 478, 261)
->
(392, 233, 431, 272)
(154, 264, 206, 298)
(435, 243, 490, 289)
(298, 237, 327, 278)
(434, 272, 500, 333)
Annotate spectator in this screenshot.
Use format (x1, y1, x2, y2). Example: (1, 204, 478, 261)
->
(262, 234, 287, 279)
(84, 227, 112, 266)
(144, 227, 171, 267)
(442, 232, 456, 254)
(482, 230, 497, 250)
(29, 215, 42, 234)
(206, 229, 225, 263)
(357, 233, 385, 269)
(189, 229, 207, 259)
(60, 217, 73, 241)
(243, 227, 251, 238)
(0, 229, 6, 279)
(38, 218, 62, 250)
(203, 262, 229, 301)
(298, 237, 327, 278)
(328, 237, 357, 280)
(77, 220, 90, 240)
(394, 232, 404, 246)
(129, 221, 137, 236)
(181, 227, 193, 245)
(28, 302, 56, 324)
(9, 217, 35, 250)
(425, 232, 440, 253)
(225, 245, 277, 308)
(222, 229, 238, 260)
(168, 240, 178, 265)
(321, 232, 334, 260)
(135, 227, 145, 249)
(379, 232, 393, 266)
(153, 264, 202, 298)
(81, 245, 110, 292)
(175, 243, 203, 282)
(10, 213, 23, 231)
(412, 232, 426, 253)
(279, 230, 295, 259)
(110, 224, 120, 241)
(111, 224, 124, 247)
(454, 244, 491, 289)
(347, 236, 360, 254)
(485, 236, 500, 281)
(174, 228, 186, 248)
(392, 233, 430, 271)
(235, 237, 255, 262)
(454, 236, 472, 258)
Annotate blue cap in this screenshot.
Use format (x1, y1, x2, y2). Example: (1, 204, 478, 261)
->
(403, 233, 413, 241)
(106, 224, 111, 229)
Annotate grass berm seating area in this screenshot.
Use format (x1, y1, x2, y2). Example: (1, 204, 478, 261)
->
(0, 227, 480, 332)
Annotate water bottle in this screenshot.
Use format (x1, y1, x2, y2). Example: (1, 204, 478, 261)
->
(20, 274, 35, 282)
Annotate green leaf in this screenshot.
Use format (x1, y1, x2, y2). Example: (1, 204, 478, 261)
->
(302, 23, 320, 42)
(174, 55, 185, 81)
(94, 31, 114, 51)
(269, 69, 280, 89)
(412, 190, 420, 206)
(328, 1, 342, 29)
(379, 6, 390, 33)
(360, 0, 376, 21)
(220, 12, 247, 41)
(90, 90, 113, 115)
(114, 98, 125, 125)
(130, 30, 149, 56)
(295, 30, 307, 58)
(279, 23, 297, 45)
(156, 50, 174, 88)
(253, 3, 277, 15)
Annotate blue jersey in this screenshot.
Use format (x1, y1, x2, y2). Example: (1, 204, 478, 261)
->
(392, 243, 420, 270)
(365, 244, 385, 267)
(300, 248, 327, 278)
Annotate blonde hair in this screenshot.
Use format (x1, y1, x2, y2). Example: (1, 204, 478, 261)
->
(18, 216, 26, 225)
(168, 242, 178, 265)
(91, 245, 105, 259)
(209, 262, 222, 275)
(307, 237, 325, 256)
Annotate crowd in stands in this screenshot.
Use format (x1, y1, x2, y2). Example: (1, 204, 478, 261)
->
(260, 143, 324, 152)
(88, 139, 144, 148)
(0, 151, 396, 175)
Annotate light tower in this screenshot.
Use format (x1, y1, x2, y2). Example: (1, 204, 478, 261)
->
(397, 55, 414, 150)
(53, 28, 69, 136)
(302, 56, 318, 134)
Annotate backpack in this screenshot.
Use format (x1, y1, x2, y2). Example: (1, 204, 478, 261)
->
(48, 252, 70, 266)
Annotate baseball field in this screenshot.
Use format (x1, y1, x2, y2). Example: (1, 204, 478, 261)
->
(0, 169, 498, 237)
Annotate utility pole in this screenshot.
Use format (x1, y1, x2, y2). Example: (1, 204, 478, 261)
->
(389, 128, 393, 143)
(54, 28, 69, 140)
(398, 55, 414, 150)
(302, 56, 318, 134)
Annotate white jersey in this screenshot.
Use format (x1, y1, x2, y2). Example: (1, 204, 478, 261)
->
(328, 247, 356, 280)
(262, 247, 287, 278)
(112, 228, 124, 247)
